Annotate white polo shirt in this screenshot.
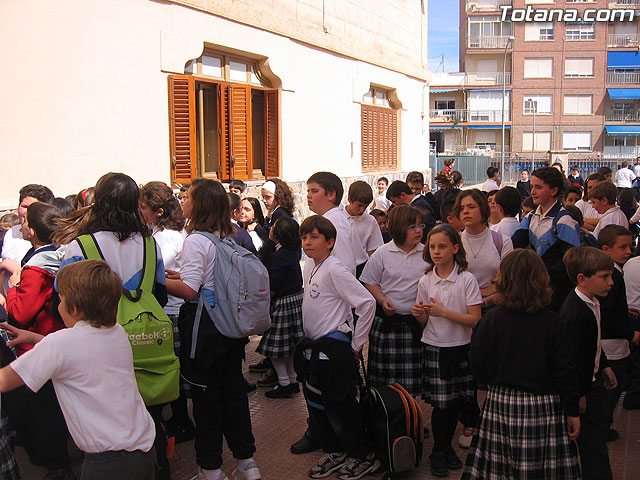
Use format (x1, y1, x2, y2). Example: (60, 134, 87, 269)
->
(416, 264, 482, 347)
(462, 227, 513, 289)
(624, 256, 640, 309)
(593, 206, 629, 239)
(343, 209, 384, 266)
(374, 191, 392, 211)
(360, 241, 428, 315)
(576, 199, 602, 221)
(615, 168, 636, 188)
(480, 179, 499, 192)
(323, 206, 357, 276)
(490, 217, 520, 241)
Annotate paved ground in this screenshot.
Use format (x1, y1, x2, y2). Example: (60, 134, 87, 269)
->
(15, 337, 640, 479)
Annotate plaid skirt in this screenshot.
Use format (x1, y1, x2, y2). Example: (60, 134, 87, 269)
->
(421, 343, 474, 408)
(367, 316, 424, 397)
(0, 414, 19, 480)
(256, 291, 304, 358)
(462, 385, 581, 480)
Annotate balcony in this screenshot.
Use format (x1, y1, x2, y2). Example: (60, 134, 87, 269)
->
(468, 36, 511, 49)
(607, 34, 640, 47)
(614, 0, 640, 4)
(607, 71, 640, 84)
(605, 109, 640, 121)
(466, 0, 511, 11)
(430, 109, 468, 122)
(604, 145, 640, 157)
(465, 72, 511, 85)
(469, 110, 509, 122)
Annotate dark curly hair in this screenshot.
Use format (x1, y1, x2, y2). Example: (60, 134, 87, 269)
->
(272, 178, 295, 216)
(140, 181, 185, 232)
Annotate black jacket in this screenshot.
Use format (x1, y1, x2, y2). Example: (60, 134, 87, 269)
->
(597, 268, 634, 342)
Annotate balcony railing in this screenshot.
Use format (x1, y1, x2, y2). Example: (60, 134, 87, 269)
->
(429, 109, 468, 122)
(468, 35, 511, 49)
(607, 34, 640, 47)
(465, 72, 511, 85)
(469, 110, 509, 122)
(614, 0, 640, 5)
(605, 109, 640, 121)
(604, 145, 640, 157)
(607, 71, 640, 84)
(466, 0, 512, 11)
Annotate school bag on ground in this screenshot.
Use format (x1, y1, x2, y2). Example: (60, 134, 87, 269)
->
(76, 234, 180, 406)
(359, 359, 424, 478)
(188, 231, 271, 341)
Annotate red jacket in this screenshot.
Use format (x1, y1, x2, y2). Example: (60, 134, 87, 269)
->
(6, 265, 64, 355)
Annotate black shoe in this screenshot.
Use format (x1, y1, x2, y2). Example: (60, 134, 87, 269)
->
(256, 369, 278, 387)
(290, 382, 300, 393)
(429, 451, 448, 477)
(445, 447, 463, 469)
(44, 468, 76, 480)
(265, 383, 295, 399)
(246, 378, 257, 392)
(166, 418, 196, 444)
(249, 357, 273, 373)
(607, 428, 620, 442)
(624, 393, 640, 410)
(290, 427, 320, 454)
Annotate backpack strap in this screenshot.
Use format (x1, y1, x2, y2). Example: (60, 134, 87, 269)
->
(490, 229, 503, 257)
(552, 210, 571, 237)
(76, 234, 106, 261)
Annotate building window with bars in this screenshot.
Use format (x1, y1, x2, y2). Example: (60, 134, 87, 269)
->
(361, 86, 400, 173)
(566, 22, 595, 40)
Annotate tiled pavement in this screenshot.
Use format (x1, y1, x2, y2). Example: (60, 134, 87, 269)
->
(16, 337, 640, 479)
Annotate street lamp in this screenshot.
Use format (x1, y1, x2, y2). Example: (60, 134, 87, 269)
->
(501, 35, 516, 180)
(525, 98, 537, 173)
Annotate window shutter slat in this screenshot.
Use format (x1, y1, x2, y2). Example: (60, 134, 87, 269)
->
(218, 83, 232, 181)
(168, 75, 196, 184)
(265, 90, 279, 177)
(361, 104, 398, 173)
(229, 85, 252, 180)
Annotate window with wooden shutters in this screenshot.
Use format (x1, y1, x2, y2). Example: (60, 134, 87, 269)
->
(168, 49, 280, 184)
(361, 103, 398, 172)
(168, 75, 197, 185)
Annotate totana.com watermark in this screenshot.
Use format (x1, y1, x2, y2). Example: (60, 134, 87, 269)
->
(500, 5, 634, 22)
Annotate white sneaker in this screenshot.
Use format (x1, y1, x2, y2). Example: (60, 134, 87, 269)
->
(233, 459, 262, 480)
(458, 427, 474, 448)
(196, 466, 230, 480)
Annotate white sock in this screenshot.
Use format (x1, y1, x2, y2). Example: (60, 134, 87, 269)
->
(237, 457, 257, 469)
(199, 467, 227, 480)
(285, 355, 297, 384)
(271, 357, 291, 386)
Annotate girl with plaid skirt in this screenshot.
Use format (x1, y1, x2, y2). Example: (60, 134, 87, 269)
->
(360, 205, 429, 397)
(462, 249, 581, 480)
(411, 224, 483, 477)
(256, 217, 304, 399)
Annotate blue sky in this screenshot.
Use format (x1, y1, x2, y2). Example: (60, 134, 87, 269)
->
(428, 0, 460, 72)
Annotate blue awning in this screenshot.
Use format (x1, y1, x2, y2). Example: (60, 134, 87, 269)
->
(469, 88, 512, 92)
(608, 51, 640, 70)
(467, 125, 511, 129)
(608, 88, 640, 99)
(429, 126, 463, 130)
(430, 89, 459, 93)
(606, 125, 640, 135)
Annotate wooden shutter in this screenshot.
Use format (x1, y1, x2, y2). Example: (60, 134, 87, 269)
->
(264, 89, 279, 177)
(229, 84, 252, 180)
(168, 75, 197, 184)
(361, 104, 398, 172)
(218, 83, 232, 181)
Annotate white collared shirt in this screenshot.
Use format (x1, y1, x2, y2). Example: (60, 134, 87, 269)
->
(343, 208, 384, 266)
(322, 206, 357, 276)
(480, 179, 499, 192)
(490, 217, 520, 239)
(624, 256, 640, 309)
(575, 287, 602, 381)
(593, 206, 629, 239)
(374, 191, 392, 211)
(576, 199, 602, 221)
(416, 264, 482, 347)
(360, 241, 428, 315)
(462, 227, 513, 289)
(615, 168, 636, 188)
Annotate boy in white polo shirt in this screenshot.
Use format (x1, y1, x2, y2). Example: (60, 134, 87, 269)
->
(343, 181, 384, 278)
(0, 260, 156, 479)
(591, 181, 629, 239)
(297, 215, 379, 480)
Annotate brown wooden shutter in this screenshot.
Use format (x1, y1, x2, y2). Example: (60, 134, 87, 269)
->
(168, 75, 197, 184)
(218, 83, 232, 181)
(264, 89, 279, 177)
(228, 84, 252, 180)
(361, 104, 398, 172)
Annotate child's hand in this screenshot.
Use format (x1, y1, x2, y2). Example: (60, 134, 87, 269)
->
(0, 294, 5, 309)
(567, 416, 580, 441)
(424, 297, 446, 317)
(579, 395, 587, 414)
(246, 222, 257, 233)
(8, 270, 20, 288)
(629, 307, 640, 320)
(382, 299, 396, 317)
(602, 367, 618, 390)
(0, 323, 44, 346)
(164, 269, 181, 280)
(632, 331, 640, 346)
(411, 302, 428, 324)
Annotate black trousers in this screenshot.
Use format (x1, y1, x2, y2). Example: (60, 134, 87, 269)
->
(3, 380, 70, 470)
(191, 342, 256, 470)
(577, 384, 612, 480)
(80, 448, 156, 480)
(603, 356, 628, 428)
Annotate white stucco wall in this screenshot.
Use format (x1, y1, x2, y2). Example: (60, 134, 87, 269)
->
(0, 0, 429, 209)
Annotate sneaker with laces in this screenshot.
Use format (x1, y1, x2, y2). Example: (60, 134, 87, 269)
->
(196, 466, 230, 480)
(337, 452, 381, 480)
(233, 459, 261, 480)
(309, 452, 347, 479)
(458, 426, 474, 448)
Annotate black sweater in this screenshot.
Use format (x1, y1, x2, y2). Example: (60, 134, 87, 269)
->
(470, 306, 579, 416)
(268, 247, 303, 298)
(597, 268, 634, 342)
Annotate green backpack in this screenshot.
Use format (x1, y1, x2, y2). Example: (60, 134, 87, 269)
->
(76, 234, 180, 406)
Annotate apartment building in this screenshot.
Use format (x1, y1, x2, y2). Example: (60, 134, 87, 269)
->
(0, 0, 429, 209)
(431, 0, 640, 165)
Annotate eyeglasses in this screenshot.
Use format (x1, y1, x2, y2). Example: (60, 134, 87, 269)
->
(408, 224, 426, 230)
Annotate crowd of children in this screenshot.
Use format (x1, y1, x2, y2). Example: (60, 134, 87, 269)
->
(0, 162, 639, 480)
